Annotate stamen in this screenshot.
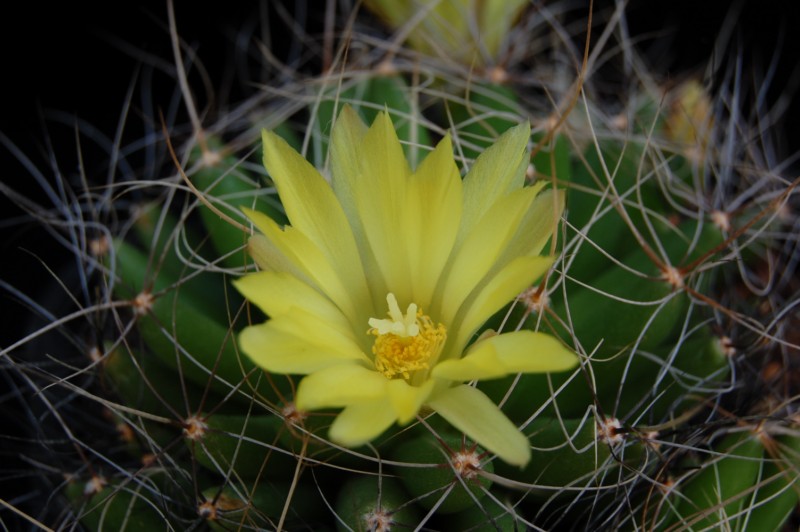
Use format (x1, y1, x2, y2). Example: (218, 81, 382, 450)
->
(368, 293, 446, 380)
(369, 293, 419, 337)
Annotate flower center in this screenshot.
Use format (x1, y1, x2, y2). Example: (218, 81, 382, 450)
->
(368, 293, 447, 380)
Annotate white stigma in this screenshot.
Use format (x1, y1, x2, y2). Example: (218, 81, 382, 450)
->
(368, 293, 419, 337)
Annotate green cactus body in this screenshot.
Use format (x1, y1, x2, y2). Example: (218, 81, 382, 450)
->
(65, 477, 170, 530)
(130, 201, 193, 281)
(605, 326, 730, 422)
(391, 433, 494, 514)
(449, 498, 525, 531)
(334, 476, 420, 532)
(480, 217, 724, 422)
(113, 237, 230, 324)
(201, 482, 323, 530)
(494, 416, 646, 499)
(450, 82, 519, 160)
(103, 344, 185, 418)
(187, 413, 298, 480)
(103, 343, 227, 455)
(190, 138, 286, 270)
(552, 217, 723, 357)
(111, 238, 290, 406)
(664, 431, 765, 530)
(564, 140, 668, 283)
(741, 434, 800, 531)
(123, 287, 250, 398)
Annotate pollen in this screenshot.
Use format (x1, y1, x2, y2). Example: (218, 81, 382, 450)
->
(369, 293, 446, 380)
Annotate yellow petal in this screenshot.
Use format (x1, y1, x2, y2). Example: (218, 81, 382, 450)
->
(295, 364, 387, 410)
(418, 1, 469, 59)
(405, 134, 462, 308)
(239, 321, 366, 375)
(261, 130, 372, 321)
(386, 378, 435, 424)
(234, 271, 336, 317)
(329, 401, 398, 447)
(330, 106, 390, 304)
(432, 345, 505, 381)
(481, 331, 578, 373)
(243, 207, 368, 325)
(244, 208, 330, 288)
(329, 106, 369, 243)
(427, 384, 530, 466)
(262, 129, 361, 266)
(497, 189, 565, 265)
(365, 0, 525, 64)
(331, 111, 411, 306)
(268, 309, 366, 359)
(458, 122, 530, 243)
(437, 186, 538, 324)
(354, 112, 414, 303)
(453, 255, 553, 353)
(433, 330, 577, 381)
(330, 106, 369, 224)
(246, 234, 309, 282)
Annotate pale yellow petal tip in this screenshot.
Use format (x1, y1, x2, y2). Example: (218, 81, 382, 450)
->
(498, 434, 531, 468)
(328, 425, 366, 448)
(230, 275, 247, 297)
(387, 378, 435, 425)
(336, 103, 395, 134)
(338, 103, 360, 120)
(293, 382, 317, 413)
(370, 109, 396, 132)
(239, 206, 276, 232)
(327, 402, 398, 447)
(428, 385, 532, 466)
(461, 416, 531, 468)
(260, 127, 285, 151)
(260, 129, 287, 171)
(333, 104, 368, 136)
(499, 120, 532, 150)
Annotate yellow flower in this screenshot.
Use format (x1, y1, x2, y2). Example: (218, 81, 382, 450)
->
(363, 0, 528, 66)
(235, 108, 577, 466)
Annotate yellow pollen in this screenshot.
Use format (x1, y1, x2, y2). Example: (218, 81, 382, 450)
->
(368, 293, 446, 380)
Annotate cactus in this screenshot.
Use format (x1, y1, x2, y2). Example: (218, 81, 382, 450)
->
(2, 3, 798, 530)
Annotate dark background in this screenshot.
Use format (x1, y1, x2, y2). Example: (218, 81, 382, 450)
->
(2, 1, 798, 148)
(2, 1, 799, 176)
(0, 0, 798, 523)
